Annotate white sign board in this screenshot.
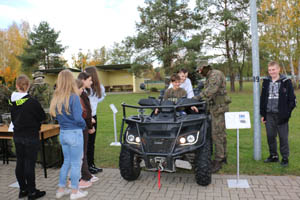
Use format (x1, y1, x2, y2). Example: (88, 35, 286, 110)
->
(109, 104, 118, 114)
(225, 112, 251, 129)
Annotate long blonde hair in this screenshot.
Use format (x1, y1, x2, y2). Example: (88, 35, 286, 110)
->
(50, 70, 79, 117)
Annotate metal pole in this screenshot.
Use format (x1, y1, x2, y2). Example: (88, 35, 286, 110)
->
(250, 0, 261, 160)
(113, 113, 118, 143)
(237, 129, 239, 183)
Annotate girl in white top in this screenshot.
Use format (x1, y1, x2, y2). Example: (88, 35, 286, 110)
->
(84, 66, 106, 174)
(168, 68, 194, 98)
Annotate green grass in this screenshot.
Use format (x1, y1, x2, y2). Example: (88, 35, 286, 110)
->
(95, 82, 300, 175)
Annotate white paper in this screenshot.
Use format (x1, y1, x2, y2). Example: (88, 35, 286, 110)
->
(225, 112, 251, 129)
(8, 122, 14, 132)
(109, 104, 118, 114)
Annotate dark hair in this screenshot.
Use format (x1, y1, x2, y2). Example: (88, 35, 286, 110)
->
(77, 72, 91, 81)
(178, 68, 188, 74)
(16, 74, 30, 91)
(85, 66, 101, 98)
(170, 74, 181, 82)
(75, 79, 83, 89)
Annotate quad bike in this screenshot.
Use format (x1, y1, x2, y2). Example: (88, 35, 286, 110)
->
(119, 96, 212, 186)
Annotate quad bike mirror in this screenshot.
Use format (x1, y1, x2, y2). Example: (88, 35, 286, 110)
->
(140, 83, 146, 90)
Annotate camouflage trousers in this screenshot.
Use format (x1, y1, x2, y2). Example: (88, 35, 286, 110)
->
(211, 109, 227, 162)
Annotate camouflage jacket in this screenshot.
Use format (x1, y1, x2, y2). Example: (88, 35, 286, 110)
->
(28, 83, 53, 109)
(194, 69, 229, 106)
(0, 85, 12, 114)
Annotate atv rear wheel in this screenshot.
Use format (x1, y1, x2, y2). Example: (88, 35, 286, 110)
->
(194, 134, 212, 186)
(119, 145, 141, 181)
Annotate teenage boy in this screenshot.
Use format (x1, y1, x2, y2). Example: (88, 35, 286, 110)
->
(260, 61, 296, 167)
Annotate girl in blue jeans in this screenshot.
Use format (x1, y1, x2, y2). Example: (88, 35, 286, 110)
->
(49, 70, 87, 200)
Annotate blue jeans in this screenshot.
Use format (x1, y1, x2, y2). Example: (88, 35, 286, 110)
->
(58, 129, 83, 189)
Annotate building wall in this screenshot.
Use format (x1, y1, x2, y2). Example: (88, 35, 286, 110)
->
(44, 72, 80, 87)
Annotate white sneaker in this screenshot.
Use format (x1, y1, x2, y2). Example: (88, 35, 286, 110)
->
(90, 175, 99, 183)
(78, 180, 92, 189)
(70, 190, 88, 200)
(56, 188, 71, 199)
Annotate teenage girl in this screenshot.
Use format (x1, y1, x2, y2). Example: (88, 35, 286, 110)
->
(84, 66, 106, 174)
(77, 72, 100, 186)
(50, 70, 87, 200)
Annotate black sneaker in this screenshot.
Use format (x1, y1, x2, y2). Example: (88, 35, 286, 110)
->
(19, 190, 28, 198)
(28, 189, 46, 200)
(91, 164, 103, 173)
(88, 166, 99, 174)
(264, 155, 279, 163)
(280, 158, 289, 167)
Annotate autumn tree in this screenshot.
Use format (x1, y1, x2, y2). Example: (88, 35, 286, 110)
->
(18, 21, 66, 71)
(72, 46, 108, 70)
(0, 21, 29, 75)
(259, 0, 300, 87)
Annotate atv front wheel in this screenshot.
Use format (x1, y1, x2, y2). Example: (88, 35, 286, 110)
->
(119, 145, 141, 181)
(194, 135, 212, 186)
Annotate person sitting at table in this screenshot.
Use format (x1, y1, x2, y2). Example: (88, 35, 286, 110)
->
(10, 74, 46, 200)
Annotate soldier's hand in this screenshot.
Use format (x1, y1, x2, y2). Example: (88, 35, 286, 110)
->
(261, 117, 266, 124)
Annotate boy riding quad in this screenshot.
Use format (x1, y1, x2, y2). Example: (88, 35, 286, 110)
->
(118, 90, 212, 186)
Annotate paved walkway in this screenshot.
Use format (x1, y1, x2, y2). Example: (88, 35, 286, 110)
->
(1, 162, 300, 200)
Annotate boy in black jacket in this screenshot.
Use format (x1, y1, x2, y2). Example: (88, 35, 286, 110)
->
(10, 75, 46, 200)
(260, 61, 296, 167)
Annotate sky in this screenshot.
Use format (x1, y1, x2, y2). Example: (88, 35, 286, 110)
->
(0, 0, 145, 66)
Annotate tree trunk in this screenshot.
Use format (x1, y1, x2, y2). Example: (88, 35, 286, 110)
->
(297, 59, 300, 88)
(289, 55, 297, 87)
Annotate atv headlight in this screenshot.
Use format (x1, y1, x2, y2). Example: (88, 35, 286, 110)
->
(135, 137, 141, 143)
(127, 134, 135, 142)
(179, 131, 200, 146)
(179, 137, 186, 144)
(187, 135, 195, 143)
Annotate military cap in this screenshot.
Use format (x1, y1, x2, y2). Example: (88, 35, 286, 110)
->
(33, 71, 45, 79)
(196, 60, 209, 71)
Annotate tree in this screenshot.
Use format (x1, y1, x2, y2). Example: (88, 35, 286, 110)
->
(0, 21, 29, 75)
(18, 21, 66, 71)
(107, 42, 133, 64)
(196, 0, 250, 92)
(131, 0, 202, 75)
(259, 0, 300, 87)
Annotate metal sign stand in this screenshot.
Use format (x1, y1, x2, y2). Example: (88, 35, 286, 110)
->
(227, 128, 250, 188)
(109, 104, 121, 146)
(225, 112, 250, 188)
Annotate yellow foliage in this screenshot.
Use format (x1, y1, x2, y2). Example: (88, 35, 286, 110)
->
(0, 66, 17, 87)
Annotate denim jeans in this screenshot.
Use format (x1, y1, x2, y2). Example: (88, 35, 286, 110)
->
(58, 129, 83, 189)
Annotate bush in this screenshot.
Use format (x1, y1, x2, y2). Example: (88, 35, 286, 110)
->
(150, 87, 159, 92)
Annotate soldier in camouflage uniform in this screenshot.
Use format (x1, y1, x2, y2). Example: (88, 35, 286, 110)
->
(0, 84, 15, 157)
(28, 71, 53, 123)
(193, 61, 231, 173)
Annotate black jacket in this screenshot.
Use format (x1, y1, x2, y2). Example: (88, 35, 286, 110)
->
(10, 94, 46, 139)
(260, 76, 296, 124)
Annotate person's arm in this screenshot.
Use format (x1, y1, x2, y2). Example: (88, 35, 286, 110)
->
(200, 75, 220, 100)
(71, 95, 86, 129)
(97, 84, 106, 103)
(33, 99, 46, 123)
(168, 83, 173, 89)
(287, 80, 296, 112)
(185, 79, 194, 98)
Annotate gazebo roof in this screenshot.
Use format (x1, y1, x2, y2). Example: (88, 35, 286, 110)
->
(95, 64, 131, 71)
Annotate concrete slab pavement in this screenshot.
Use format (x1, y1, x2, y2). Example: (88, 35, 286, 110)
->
(1, 162, 300, 200)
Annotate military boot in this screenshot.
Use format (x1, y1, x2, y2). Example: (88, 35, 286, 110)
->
(211, 160, 222, 173)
